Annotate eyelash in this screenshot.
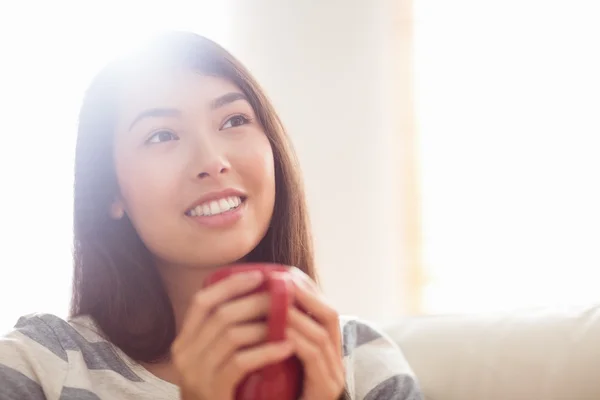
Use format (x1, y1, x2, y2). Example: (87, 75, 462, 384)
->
(144, 114, 251, 145)
(221, 114, 252, 129)
(146, 129, 179, 144)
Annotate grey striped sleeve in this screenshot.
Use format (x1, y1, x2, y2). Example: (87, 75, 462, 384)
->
(364, 375, 422, 400)
(0, 315, 68, 400)
(14, 315, 69, 361)
(0, 364, 46, 399)
(26, 314, 142, 382)
(342, 318, 423, 400)
(59, 387, 101, 400)
(342, 319, 384, 357)
(1, 314, 145, 400)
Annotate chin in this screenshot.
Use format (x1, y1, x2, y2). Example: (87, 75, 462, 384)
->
(194, 239, 262, 268)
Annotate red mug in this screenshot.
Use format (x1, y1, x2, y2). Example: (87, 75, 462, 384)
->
(203, 263, 303, 400)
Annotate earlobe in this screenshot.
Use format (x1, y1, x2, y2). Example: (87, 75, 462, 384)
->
(109, 201, 125, 220)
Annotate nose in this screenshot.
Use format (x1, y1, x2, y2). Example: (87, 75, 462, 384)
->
(191, 138, 231, 180)
(196, 155, 230, 180)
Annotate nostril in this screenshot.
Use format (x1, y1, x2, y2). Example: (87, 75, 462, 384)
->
(197, 164, 228, 179)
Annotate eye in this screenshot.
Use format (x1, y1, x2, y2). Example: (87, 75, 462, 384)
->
(221, 114, 251, 130)
(146, 130, 179, 144)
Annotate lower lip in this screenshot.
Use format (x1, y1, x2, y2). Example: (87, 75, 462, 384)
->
(186, 201, 246, 228)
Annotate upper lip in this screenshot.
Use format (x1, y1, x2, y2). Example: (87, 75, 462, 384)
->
(185, 188, 247, 212)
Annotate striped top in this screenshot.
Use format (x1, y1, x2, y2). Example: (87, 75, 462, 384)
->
(0, 314, 422, 399)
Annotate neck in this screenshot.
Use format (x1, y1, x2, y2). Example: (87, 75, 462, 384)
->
(157, 264, 222, 335)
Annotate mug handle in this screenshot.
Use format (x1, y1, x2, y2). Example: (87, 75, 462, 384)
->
(265, 272, 292, 342)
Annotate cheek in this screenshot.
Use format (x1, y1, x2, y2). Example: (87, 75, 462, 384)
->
(237, 136, 275, 199)
(114, 147, 183, 225)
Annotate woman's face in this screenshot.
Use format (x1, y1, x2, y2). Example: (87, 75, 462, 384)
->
(112, 71, 275, 269)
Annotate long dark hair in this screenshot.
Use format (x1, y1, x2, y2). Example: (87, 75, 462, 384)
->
(71, 32, 317, 362)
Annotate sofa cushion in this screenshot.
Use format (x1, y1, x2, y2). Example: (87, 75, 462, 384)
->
(384, 305, 600, 400)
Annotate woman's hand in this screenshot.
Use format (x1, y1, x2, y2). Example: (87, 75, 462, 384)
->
(288, 269, 345, 400)
(172, 271, 295, 400)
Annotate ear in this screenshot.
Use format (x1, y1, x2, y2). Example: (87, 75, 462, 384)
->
(109, 199, 125, 220)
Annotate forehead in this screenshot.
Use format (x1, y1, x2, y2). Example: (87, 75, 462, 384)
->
(117, 70, 242, 116)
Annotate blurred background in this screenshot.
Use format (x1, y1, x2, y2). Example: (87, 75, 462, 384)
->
(1, 0, 599, 332)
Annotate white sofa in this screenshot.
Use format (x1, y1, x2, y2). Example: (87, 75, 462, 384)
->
(384, 305, 600, 400)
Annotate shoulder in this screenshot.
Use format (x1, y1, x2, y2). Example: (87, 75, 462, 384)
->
(0, 313, 142, 399)
(1, 312, 105, 364)
(2, 313, 71, 360)
(5, 312, 141, 378)
(339, 316, 423, 400)
(2, 313, 105, 359)
(0, 313, 75, 399)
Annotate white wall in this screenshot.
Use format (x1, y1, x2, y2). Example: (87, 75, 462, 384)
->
(414, 0, 600, 313)
(227, 0, 407, 322)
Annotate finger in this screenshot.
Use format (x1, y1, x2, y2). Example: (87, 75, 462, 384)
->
(174, 322, 270, 382)
(214, 292, 271, 326)
(286, 327, 344, 393)
(290, 267, 319, 293)
(221, 341, 295, 388)
(202, 323, 269, 371)
(290, 283, 342, 358)
(192, 293, 271, 357)
(175, 271, 264, 349)
(287, 307, 342, 377)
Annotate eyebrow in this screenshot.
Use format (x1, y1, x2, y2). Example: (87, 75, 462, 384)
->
(128, 108, 181, 131)
(127, 92, 249, 131)
(211, 92, 248, 109)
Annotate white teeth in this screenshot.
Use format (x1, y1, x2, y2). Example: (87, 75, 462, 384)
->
(189, 196, 243, 217)
(209, 201, 220, 214)
(219, 198, 230, 210)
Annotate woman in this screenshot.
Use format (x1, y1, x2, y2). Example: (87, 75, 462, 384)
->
(0, 32, 421, 400)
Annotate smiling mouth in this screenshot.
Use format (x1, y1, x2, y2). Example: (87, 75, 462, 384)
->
(185, 196, 246, 217)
